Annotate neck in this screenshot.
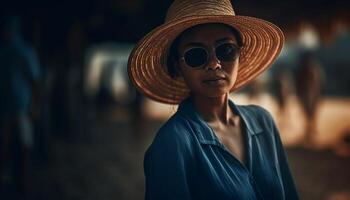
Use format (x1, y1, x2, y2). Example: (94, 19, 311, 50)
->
(192, 93, 233, 124)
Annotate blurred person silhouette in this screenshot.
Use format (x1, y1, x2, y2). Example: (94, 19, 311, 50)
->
(322, 17, 350, 96)
(274, 69, 293, 115)
(275, 70, 290, 113)
(245, 73, 271, 106)
(319, 16, 350, 156)
(0, 15, 41, 196)
(246, 76, 265, 101)
(295, 51, 323, 145)
(271, 67, 295, 130)
(269, 23, 304, 131)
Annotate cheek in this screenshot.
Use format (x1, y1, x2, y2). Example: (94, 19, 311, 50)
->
(179, 67, 202, 88)
(227, 63, 239, 82)
(182, 71, 200, 87)
(231, 67, 238, 81)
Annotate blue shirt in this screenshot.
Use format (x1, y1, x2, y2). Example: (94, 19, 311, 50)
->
(144, 98, 299, 200)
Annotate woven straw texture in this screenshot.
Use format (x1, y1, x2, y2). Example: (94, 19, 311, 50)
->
(128, 0, 284, 104)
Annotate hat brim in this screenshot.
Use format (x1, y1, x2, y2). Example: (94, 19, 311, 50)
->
(128, 15, 284, 104)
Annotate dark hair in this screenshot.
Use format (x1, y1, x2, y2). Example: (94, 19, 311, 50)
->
(166, 23, 243, 78)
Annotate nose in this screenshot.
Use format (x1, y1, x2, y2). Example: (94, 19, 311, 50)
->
(205, 52, 221, 70)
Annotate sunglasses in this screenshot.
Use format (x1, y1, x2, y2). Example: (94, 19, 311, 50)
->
(180, 42, 241, 69)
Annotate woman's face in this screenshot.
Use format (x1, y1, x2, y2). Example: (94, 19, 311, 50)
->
(175, 23, 240, 99)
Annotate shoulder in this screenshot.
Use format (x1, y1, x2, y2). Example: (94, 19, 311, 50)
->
(157, 113, 193, 142)
(146, 113, 195, 159)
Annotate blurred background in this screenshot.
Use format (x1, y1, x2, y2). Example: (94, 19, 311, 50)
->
(0, 0, 349, 199)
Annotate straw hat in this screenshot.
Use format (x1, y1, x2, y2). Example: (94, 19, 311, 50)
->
(128, 0, 284, 104)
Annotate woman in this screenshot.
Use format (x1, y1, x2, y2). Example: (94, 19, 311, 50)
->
(128, 0, 299, 199)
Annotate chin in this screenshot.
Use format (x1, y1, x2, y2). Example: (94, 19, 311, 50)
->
(203, 89, 229, 98)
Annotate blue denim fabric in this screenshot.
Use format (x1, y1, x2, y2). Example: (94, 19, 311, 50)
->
(144, 98, 299, 200)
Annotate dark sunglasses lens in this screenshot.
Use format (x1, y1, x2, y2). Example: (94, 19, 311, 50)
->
(216, 43, 239, 62)
(184, 48, 207, 68)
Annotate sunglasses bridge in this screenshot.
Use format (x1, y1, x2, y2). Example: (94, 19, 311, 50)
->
(180, 43, 240, 69)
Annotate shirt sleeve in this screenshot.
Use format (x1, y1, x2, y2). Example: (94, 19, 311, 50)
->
(144, 122, 193, 200)
(269, 113, 300, 200)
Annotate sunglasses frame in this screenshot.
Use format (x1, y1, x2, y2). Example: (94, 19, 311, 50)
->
(180, 42, 241, 69)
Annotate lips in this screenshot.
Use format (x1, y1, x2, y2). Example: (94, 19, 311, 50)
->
(202, 76, 226, 84)
(203, 76, 226, 85)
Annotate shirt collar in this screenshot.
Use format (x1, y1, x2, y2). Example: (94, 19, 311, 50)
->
(177, 97, 262, 145)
